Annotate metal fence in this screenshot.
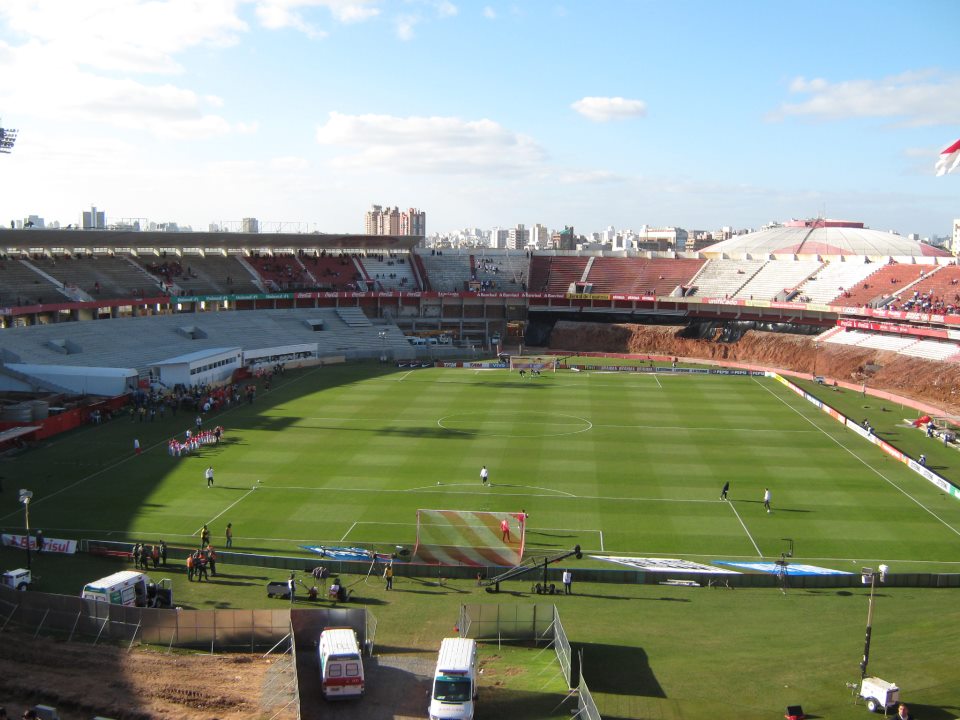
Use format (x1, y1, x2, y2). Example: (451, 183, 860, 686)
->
(0, 585, 292, 651)
(457, 602, 556, 642)
(577, 673, 602, 720)
(553, 611, 575, 689)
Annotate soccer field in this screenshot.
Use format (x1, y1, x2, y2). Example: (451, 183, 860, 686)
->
(6, 362, 960, 574)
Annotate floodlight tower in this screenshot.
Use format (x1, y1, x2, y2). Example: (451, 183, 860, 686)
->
(19, 489, 33, 569)
(859, 564, 889, 679)
(0, 119, 19, 154)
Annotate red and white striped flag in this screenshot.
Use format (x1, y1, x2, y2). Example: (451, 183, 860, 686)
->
(935, 138, 960, 176)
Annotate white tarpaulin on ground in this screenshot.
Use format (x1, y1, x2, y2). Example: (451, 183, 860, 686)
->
(590, 555, 739, 574)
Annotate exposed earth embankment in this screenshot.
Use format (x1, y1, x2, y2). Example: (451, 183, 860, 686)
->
(549, 321, 960, 415)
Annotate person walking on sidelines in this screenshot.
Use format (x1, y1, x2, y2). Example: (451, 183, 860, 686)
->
(500, 517, 511, 542)
(205, 465, 214, 488)
(200, 524, 211, 547)
(720, 481, 729, 500)
(562, 569, 573, 595)
(763, 488, 772, 513)
(383, 562, 394, 590)
(287, 572, 297, 604)
(133, 438, 141, 455)
(480, 465, 489, 486)
(225, 522, 233, 548)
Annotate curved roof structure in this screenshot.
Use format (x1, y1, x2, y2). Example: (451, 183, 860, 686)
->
(702, 222, 950, 258)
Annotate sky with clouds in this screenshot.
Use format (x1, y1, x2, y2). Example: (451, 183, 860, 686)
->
(0, 0, 958, 237)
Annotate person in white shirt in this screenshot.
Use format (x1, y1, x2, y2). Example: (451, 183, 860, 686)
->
(763, 488, 772, 513)
(562, 569, 573, 595)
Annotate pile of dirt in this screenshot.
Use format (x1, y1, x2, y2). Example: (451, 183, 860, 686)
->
(0, 630, 296, 720)
(550, 321, 960, 415)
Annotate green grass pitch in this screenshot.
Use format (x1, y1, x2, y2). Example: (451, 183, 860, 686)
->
(5, 362, 960, 573)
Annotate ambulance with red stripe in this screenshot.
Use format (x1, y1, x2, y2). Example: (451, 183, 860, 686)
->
(318, 627, 365, 700)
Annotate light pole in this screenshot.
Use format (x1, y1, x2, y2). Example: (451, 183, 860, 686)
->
(859, 564, 888, 679)
(19, 489, 33, 569)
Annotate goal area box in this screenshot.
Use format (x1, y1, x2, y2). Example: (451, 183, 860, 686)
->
(414, 509, 527, 567)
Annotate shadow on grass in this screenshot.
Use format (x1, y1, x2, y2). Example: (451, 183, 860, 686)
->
(906, 703, 960, 720)
(575, 642, 665, 698)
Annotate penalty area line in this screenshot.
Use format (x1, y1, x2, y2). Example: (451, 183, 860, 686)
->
(726, 500, 762, 557)
(197, 487, 257, 536)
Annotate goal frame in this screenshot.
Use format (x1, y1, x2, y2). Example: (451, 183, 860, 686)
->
(508, 355, 558, 372)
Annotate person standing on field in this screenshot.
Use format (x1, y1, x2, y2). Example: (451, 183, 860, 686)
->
(562, 569, 573, 595)
(383, 562, 394, 590)
(480, 465, 489, 486)
(720, 481, 729, 500)
(225, 523, 233, 548)
(763, 488, 772, 513)
(205, 466, 214, 488)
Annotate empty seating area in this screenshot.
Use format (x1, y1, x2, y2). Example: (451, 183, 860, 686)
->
(886, 265, 960, 315)
(686, 259, 766, 298)
(586, 257, 705, 295)
(733, 260, 822, 300)
(418, 252, 473, 291)
(167, 255, 262, 296)
(32, 254, 161, 300)
(335, 307, 373, 327)
(835, 263, 928, 308)
(791, 260, 878, 305)
(247, 254, 316, 291)
(528, 256, 589, 293)
(0, 258, 65, 306)
(360, 253, 418, 292)
(899, 339, 960, 362)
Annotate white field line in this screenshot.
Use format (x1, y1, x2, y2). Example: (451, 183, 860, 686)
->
(755, 378, 960, 540)
(726, 500, 762, 557)
(396, 371, 414, 381)
(0, 364, 326, 524)
(199, 487, 257, 534)
(26, 523, 960, 566)
(340, 521, 357, 542)
(599, 530, 605, 551)
(261, 484, 721, 504)
(653, 373, 663, 390)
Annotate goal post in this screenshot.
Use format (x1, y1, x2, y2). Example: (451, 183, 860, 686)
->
(508, 355, 558, 372)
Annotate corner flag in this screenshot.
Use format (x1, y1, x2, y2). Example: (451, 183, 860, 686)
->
(935, 138, 960, 176)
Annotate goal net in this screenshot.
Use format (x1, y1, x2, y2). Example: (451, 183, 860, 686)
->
(508, 355, 557, 372)
(414, 509, 526, 566)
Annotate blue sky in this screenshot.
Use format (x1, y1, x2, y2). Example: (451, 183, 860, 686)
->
(1, 0, 958, 237)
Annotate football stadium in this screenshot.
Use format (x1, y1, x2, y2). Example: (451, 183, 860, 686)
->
(1, 227, 959, 720)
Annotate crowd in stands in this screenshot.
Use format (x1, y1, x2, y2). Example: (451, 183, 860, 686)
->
(887, 286, 960, 315)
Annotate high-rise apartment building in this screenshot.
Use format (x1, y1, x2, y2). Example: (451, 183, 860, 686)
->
(507, 224, 530, 250)
(365, 205, 426, 236)
(242, 217, 259, 233)
(82, 205, 106, 230)
(490, 227, 509, 249)
(531, 224, 550, 249)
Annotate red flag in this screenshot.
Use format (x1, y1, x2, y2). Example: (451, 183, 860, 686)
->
(935, 138, 960, 176)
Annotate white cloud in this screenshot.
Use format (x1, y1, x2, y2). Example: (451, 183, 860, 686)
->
(253, 0, 380, 34)
(774, 70, 960, 126)
(315, 112, 547, 175)
(395, 14, 418, 40)
(433, 1, 458, 18)
(483, 6, 496, 19)
(571, 96, 647, 122)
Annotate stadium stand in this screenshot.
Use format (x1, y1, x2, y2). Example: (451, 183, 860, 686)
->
(834, 263, 930, 308)
(685, 258, 766, 298)
(853, 332, 920, 353)
(528, 256, 589, 293)
(335, 307, 373, 327)
(586, 257, 705, 296)
(822, 329, 868, 347)
(32, 254, 162, 300)
(733, 259, 823, 300)
(471, 250, 529, 292)
(247, 253, 317, 291)
(791, 259, 878, 305)
(360, 253, 418, 292)
(0, 258, 67, 306)
(165, 254, 262, 295)
(898, 339, 960, 362)
(418, 251, 472, 291)
(885, 265, 960, 315)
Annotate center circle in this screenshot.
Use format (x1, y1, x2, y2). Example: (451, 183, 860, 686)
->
(437, 411, 593, 438)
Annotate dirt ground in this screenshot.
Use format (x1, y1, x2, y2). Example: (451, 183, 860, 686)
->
(550, 321, 960, 415)
(0, 629, 297, 720)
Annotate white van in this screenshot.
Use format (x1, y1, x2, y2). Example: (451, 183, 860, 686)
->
(81, 571, 150, 607)
(318, 627, 365, 700)
(428, 638, 478, 720)
(81, 570, 172, 608)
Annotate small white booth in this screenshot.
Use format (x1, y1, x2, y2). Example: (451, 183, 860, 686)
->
(2, 364, 138, 396)
(150, 347, 242, 388)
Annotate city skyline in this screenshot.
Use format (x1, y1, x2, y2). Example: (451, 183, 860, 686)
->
(1, 1, 958, 239)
